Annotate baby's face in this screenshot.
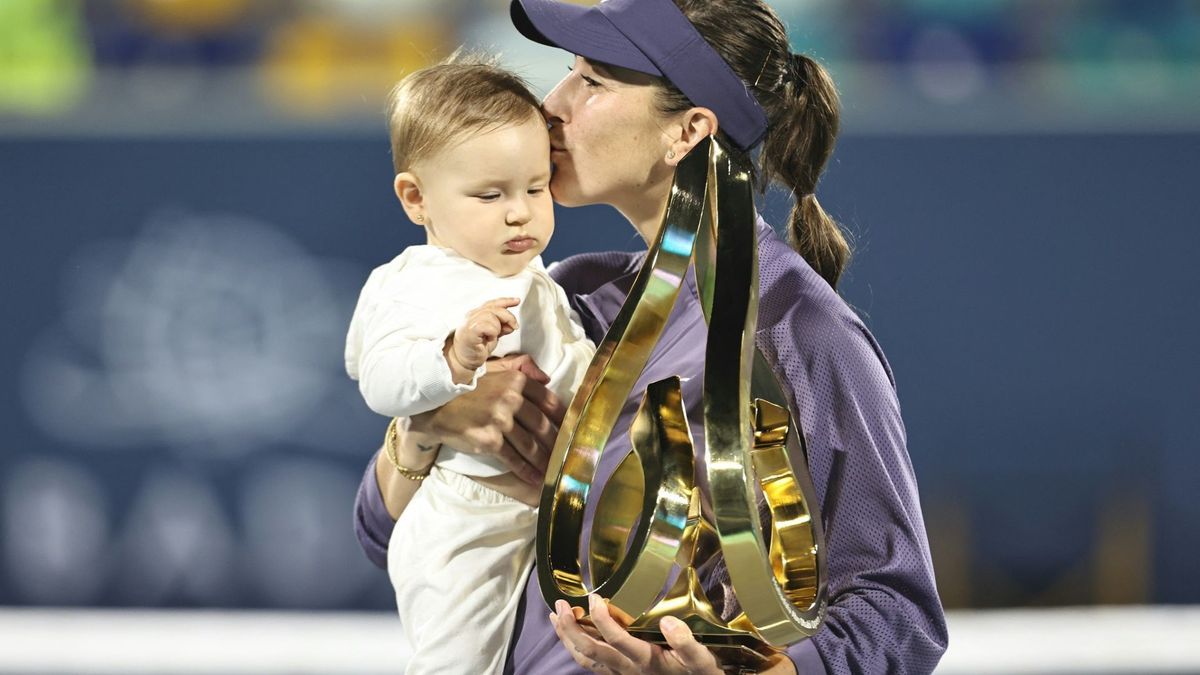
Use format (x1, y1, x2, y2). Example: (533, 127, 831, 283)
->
(414, 116, 554, 277)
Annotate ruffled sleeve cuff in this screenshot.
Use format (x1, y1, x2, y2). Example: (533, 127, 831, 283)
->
(411, 338, 485, 408)
(352, 453, 395, 570)
(786, 638, 827, 675)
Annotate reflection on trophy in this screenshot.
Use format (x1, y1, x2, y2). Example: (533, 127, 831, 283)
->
(536, 136, 828, 667)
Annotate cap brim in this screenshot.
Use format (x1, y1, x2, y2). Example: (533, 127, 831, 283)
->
(510, 0, 661, 76)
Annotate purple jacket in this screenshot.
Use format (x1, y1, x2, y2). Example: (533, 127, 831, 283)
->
(353, 218, 948, 674)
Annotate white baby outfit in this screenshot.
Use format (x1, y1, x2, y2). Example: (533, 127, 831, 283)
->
(345, 245, 595, 674)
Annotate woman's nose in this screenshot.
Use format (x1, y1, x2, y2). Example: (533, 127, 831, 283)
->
(541, 76, 570, 125)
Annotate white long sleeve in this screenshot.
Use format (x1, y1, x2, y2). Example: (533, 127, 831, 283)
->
(345, 248, 490, 418)
(350, 295, 484, 419)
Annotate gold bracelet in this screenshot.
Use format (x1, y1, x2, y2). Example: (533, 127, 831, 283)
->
(383, 417, 438, 481)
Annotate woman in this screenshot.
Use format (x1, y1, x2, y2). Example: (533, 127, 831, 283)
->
(354, 0, 948, 672)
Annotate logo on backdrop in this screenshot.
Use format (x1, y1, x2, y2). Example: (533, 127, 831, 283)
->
(22, 209, 352, 455)
(10, 210, 381, 606)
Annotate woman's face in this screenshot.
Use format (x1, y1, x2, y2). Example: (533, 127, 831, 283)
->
(542, 56, 677, 211)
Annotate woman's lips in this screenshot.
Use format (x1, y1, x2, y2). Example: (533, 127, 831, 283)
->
(504, 236, 537, 253)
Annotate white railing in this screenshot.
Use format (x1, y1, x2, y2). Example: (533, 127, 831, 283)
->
(1, 605, 1198, 673)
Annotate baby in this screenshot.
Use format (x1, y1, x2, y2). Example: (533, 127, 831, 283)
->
(344, 54, 595, 673)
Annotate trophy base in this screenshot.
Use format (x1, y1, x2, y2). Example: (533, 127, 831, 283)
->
(626, 627, 780, 671)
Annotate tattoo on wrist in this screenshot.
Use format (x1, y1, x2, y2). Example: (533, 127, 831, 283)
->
(417, 443, 440, 453)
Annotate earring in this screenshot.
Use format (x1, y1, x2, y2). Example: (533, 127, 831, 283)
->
(666, 150, 676, 160)
(414, 214, 424, 223)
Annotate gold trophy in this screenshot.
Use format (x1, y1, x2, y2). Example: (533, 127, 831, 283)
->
(537, 137, 827, 668)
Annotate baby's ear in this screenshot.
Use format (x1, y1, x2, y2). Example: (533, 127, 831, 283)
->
(393, 172, 425, 225)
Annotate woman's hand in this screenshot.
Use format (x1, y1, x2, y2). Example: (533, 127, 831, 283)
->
(550, 595, 798, 674)
(550, 595, 723, 673)
(408, 353, 564, 485)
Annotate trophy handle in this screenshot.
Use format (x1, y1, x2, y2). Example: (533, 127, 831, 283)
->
(698, 139, 826, 644)
(536, 138, 713, 611)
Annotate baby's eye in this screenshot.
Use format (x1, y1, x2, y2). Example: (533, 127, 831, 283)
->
(475, 193, 501, 202)
(527, 187, 546, 196)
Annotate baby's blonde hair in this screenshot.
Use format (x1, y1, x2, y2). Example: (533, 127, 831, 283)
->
(386, 51, 544, 174)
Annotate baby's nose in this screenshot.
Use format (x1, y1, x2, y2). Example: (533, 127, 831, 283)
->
(507, 200, 533, 224)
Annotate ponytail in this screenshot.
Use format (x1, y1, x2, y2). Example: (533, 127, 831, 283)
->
(762, 53, 851, 289)
(657, 0, 853, 289)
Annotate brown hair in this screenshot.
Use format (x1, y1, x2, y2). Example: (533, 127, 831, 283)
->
(655, 0, 851, 289)
(386, 51, 543, 174)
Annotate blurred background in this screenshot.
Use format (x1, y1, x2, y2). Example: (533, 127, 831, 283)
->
(1, 0, 1198, 672)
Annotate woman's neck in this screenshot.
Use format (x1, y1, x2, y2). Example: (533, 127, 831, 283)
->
(612, 176, 671, 247)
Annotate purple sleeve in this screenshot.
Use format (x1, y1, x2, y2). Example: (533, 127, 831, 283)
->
(352, 452, 394, 570)
(794, 329, 947, 674)
(755, 227, 947, 674)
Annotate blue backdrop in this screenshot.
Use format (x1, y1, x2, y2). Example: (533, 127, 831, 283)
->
(1, 131, 1196, 609)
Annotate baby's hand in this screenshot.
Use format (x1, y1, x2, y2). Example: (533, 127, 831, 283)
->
(446, 297, 520, 382)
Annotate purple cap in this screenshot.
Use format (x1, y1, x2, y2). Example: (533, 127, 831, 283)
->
(511, 0, 769, 151)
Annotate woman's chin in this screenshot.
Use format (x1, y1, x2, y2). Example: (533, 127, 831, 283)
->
(549, 177, 588, 208)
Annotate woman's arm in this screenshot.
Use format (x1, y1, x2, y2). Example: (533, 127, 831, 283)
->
(761, 314, 947, 674)
(352, 355, 565, 568)
(375, 418, 442, 519)
(784, 335, 953, 675)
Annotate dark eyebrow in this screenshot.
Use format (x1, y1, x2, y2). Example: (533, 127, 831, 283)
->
(583, 57, 654, 86)
(588, 60, 614, 78)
